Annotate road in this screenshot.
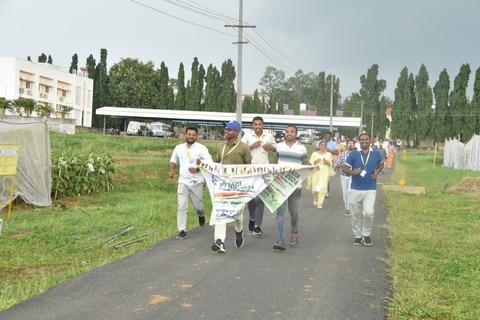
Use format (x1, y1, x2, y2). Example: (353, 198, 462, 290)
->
(1, 174, 390, 320)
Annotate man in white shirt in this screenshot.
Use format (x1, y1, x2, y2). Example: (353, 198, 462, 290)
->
(168, 127, 212, 239)
(241, 116, 276, 236)
(273, 124, 308, 251)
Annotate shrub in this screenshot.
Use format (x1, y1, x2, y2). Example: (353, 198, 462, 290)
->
(52, 152, 114, 198)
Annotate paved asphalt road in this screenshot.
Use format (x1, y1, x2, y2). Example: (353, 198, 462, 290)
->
(1, 175, 390, 320)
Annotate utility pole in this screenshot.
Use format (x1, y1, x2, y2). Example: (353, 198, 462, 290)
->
(225, 0, 255, 123)
(329, 74, 335, 133)
(370, 111, 375, 138)
(359, 100, 364, 136)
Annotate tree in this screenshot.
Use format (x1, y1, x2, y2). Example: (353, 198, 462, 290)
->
(187, 57, 200, 110)
(47, 55, 53, 64)
(13, 98, 36, 117)
(259, 66, 285, 94)
(432, 69, 450, 143)
(360, 64, 387, 139)
(193, 64, 205, 111)
(175, 63, 186, 110)
(450, 64, 472, 141)
(156, 61, 173, 109)
(92, 49, 110, 127)
(38, 53, 47, 63)
(415, 64, 433, 142)
(0, 98, 13, 117)
(472, 67, 480, 135)
(58, 105, 73, 119)
(204, 64, 221, 111)
(69, 54, 78, 74)
(315, 72, 328, 115)
(406, 73, 417, 145)
(343, 93, 362, 117)
(392, 67, 409, 143)
(219, 59, 236, 112)
(253, 89, 263, 113)
(86, 54, 96, 79)
(35, 102, 55, 118)
(109, 58, 158, 108)
(242, 96, 254, 113)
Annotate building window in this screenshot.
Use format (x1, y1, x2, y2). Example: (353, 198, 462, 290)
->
(76, 87, 82, 105)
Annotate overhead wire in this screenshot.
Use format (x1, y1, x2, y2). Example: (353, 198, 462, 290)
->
(129, 0, 235, 37)
(164, 0, 301, 72)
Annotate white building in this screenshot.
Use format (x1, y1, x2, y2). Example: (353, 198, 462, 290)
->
(0, 57, 93, 127)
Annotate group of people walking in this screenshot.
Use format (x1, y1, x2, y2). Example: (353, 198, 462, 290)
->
(168, 116, 391, 253)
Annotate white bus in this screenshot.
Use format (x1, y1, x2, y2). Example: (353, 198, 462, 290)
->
(150, 121, 174, 138)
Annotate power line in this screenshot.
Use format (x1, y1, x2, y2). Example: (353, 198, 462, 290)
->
(172, 0, 301, 72)
(129, 0, 235, 37)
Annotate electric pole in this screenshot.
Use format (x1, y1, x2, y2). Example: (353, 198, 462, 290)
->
(329, 74, 335, 133)
(225, 0, 255, 123)
(359, 100, 364, 136)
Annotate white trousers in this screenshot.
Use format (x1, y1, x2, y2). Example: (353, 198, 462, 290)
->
(177, 183, 205, 231)
(340, 175, 351, 211)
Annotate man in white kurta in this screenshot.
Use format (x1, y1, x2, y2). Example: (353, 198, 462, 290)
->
(169, 127, 212, 239)
(241, 116, 276, 236)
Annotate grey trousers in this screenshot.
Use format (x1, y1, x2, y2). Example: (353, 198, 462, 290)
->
(348, 189, 376, 238)
(275, 188, 302, 243)
(177, 182, 205, 231)
(248, 197, 265, 227)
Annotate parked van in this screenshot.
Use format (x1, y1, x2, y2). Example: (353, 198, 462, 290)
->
(150, 121, 174, 138)
(126, 121, 148, 136)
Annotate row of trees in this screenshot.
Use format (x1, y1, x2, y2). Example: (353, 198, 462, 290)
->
(71, 49, 239, 127)
(26, 54, 53, 64)
(392, 63, 480, 144)
(342, 64, 480, 144)
(0, 97, 72, 118)
(259, 66, 341, 115)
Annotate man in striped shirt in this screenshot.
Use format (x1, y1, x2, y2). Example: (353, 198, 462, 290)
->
(335, 139, 356, 216)
(273, 124, 308, 251)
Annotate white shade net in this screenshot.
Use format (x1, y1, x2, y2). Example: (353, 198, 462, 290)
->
(0, 121, 52, 208)
(443, 135, 480, 171)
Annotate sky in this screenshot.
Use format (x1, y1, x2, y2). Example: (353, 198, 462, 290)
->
(1, 0, 479, 101)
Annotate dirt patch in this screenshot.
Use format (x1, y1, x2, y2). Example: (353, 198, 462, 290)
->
(113, 157, 151, 166)
(449, 177, 480, 193)
(382, 185, 426, 194)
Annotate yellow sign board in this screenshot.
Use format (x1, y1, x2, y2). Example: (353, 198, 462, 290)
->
(0, 145, 19, 176)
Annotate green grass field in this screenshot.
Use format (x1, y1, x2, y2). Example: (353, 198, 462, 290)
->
(385, 151, 480, 320)
(1, 133, 479, 319)
(0, 133, 216, 310)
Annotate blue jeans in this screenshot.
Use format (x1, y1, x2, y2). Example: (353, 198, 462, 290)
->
(275, 188, 302, 243)
(248, 196, 265, 227)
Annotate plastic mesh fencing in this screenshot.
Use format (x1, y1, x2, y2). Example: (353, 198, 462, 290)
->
(0, 120, 52, 208)
(443, 135, 480, 171)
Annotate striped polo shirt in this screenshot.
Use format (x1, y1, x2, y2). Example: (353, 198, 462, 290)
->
(276, 141, 308, 165)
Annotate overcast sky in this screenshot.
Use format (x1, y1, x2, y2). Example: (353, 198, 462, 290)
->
(1, 0, 479, 100)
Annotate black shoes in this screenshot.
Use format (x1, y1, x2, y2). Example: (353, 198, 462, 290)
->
(363, 236, 372, 246)
(235, 230, 244, 248)
(176, 230, 188, 239)
(273, 241, 286, 251)
(248, 220, 255, 232)
(198, 216, 205, 226)
(252, 226, 263, 236)
(211, 239, 225, 253)
(353, 237, 372, 246)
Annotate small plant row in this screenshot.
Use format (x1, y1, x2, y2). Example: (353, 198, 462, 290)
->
(51, 151, 115, 199)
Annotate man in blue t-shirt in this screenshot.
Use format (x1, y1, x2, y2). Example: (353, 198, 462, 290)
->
(341, 133, 384, 247)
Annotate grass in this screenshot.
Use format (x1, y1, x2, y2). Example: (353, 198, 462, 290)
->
(0, 132, 216, 311)
(385, 151, 480, 320)
(2, 133, 479, 317)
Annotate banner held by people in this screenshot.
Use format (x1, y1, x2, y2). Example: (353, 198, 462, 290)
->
(199, 161, 314, 224)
